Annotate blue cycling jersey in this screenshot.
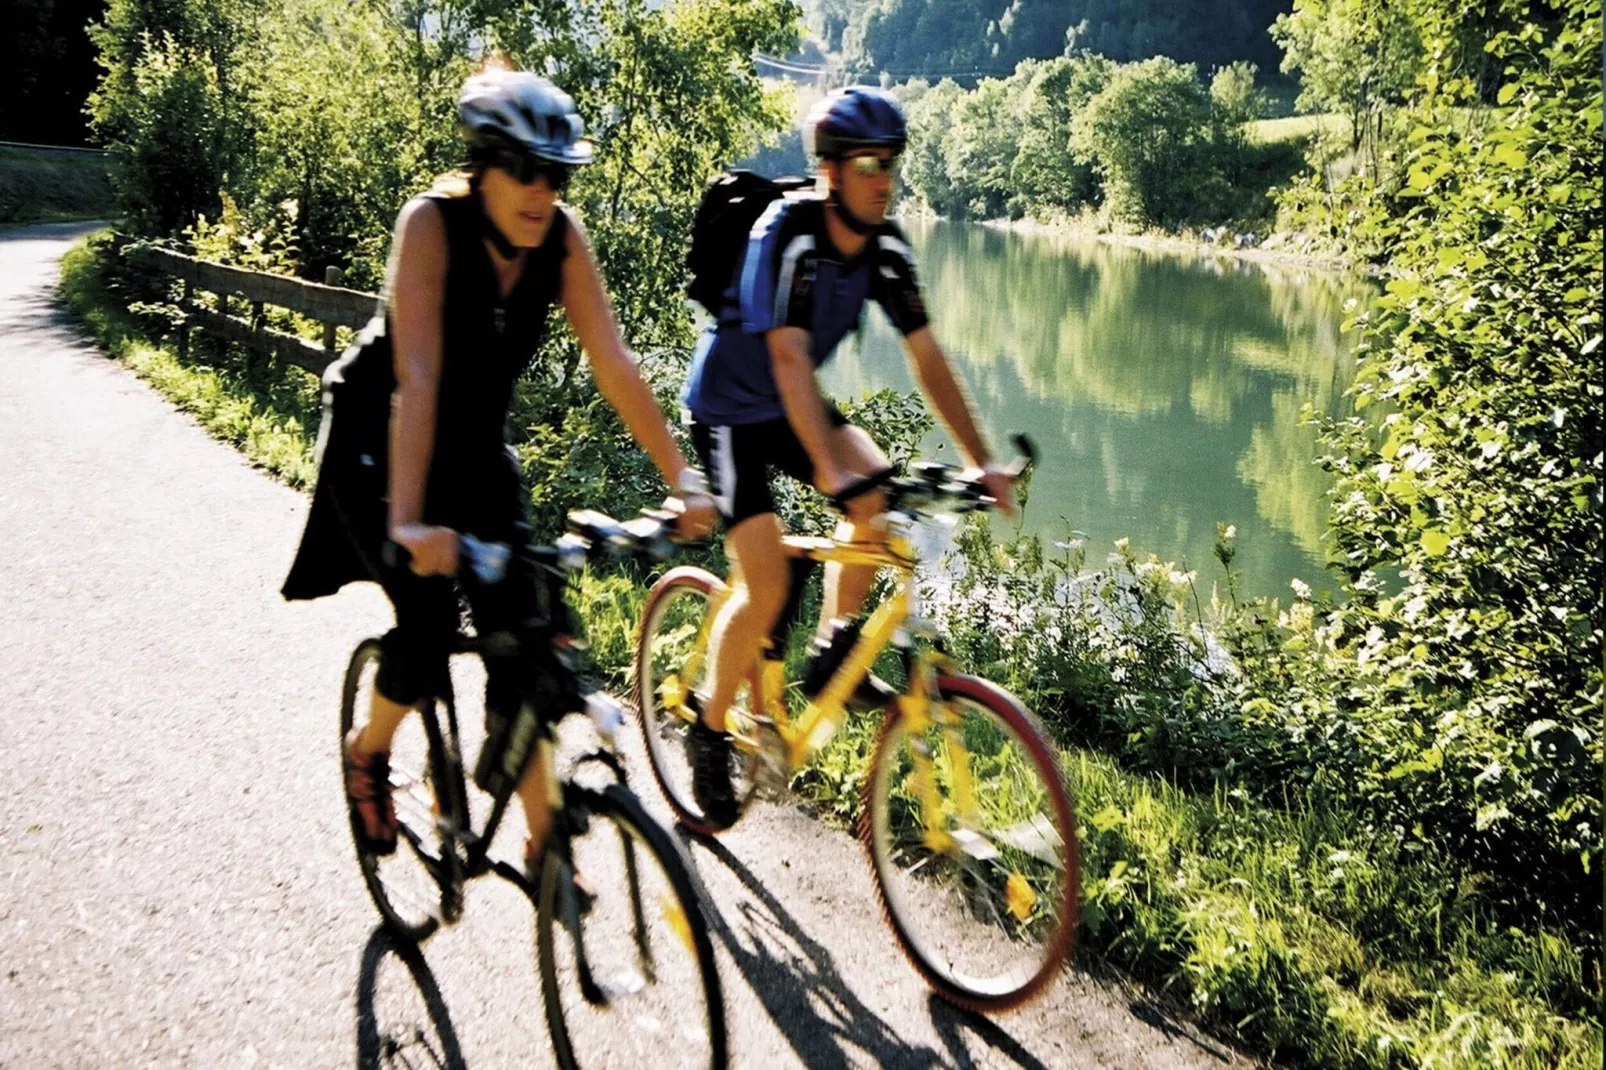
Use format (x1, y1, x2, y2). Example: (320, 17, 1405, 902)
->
(683, 195, 930, 426)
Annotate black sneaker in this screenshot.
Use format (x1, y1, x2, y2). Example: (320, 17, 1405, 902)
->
(801, 619, 897, 712)
(687, 719, 740, 830)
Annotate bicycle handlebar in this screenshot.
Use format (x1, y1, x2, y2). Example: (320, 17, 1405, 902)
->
(381, 506, 681, 584)
(879, 432, 1037, 518)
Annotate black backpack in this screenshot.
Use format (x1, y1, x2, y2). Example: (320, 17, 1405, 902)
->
(686, 170, 811, 315)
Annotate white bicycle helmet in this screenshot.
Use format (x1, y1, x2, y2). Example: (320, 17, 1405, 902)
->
(458, 70, 595, 166)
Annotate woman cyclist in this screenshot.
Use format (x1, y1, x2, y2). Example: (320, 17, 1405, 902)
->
(281, 66, 716, 874)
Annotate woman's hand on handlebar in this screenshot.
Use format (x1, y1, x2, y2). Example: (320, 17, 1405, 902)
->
(390, 522, 460, 576)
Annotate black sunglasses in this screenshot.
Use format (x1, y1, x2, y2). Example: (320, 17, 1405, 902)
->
(488, 150, 571, 192)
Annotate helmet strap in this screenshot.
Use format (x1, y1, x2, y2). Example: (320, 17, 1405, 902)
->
(472, 181, 520, 260)
(824, 177, 878, 236)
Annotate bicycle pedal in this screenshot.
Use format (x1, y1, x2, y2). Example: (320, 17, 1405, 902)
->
(752, 725, 791, 801)
(950, 827, 1000, 862)
(587, 972, 645, 1008)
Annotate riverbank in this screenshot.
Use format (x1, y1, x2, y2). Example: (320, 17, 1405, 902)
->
(976, 212, 1369, 275)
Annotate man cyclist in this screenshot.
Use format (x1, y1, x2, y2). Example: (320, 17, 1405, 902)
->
(681, 86, 1017, 829)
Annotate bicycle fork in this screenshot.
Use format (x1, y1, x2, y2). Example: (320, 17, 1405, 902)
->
(900, 655, 983, 856)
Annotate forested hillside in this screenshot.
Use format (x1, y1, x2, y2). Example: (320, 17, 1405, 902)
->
(800, 0, 1292, 79)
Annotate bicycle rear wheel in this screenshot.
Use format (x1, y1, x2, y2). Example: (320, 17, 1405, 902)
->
(863, 674, 1079, 1012)
(634, 567, 759, 834)
(339, 639, 464, 940)
(537, 783, 727, 1069)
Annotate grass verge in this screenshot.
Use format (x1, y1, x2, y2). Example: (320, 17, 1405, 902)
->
(1, 145, 116, 226)
(59, 232, 323, 487)
(788, 716, 1603, 1070)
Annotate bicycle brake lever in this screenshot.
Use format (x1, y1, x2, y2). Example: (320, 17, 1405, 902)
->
(1008, 433, 1037, 476)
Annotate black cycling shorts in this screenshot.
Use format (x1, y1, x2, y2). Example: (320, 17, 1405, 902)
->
(689, 404, 850, 526)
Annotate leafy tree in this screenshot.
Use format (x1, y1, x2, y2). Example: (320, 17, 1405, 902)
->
(87, 0, 261, 232)
(826, 0, 1293, 82)
(941, 77, 1021, 218)
(1008, 55, 1112, 216)
(1071, 56, 1216, 226)
(1271, 0, 1422, 165)
(896, 77, 968, 215)
(1209, 60, 1267, 135)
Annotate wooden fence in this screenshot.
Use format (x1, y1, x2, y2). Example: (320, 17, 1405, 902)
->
(129, 245, 380, 377)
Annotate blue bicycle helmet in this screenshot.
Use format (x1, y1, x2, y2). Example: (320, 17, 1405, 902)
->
(805, 87, 907, 159)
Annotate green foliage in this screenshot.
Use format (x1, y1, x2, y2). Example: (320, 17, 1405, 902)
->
(1210, 60, 1269, 136)
(1071, 57, 1218, 226)
(1272, 0, 1424, 158)
(87, 0, 261, 234)
(1310, 0, 1603, 927)
(896, 51, 1283, 228)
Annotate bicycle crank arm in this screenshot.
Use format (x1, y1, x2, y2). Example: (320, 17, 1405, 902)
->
(487, 856, 534, 894)
(555, 859, 611, 1007)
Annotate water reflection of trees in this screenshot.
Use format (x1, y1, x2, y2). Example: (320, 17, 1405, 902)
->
(825, 219, 1371, 594)
(912, 219, 1364, 421)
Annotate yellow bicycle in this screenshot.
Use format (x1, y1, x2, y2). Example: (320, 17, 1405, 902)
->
(633, 440, 1079, 1012)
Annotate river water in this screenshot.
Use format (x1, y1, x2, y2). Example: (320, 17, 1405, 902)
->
(817, 218, 1375, 599)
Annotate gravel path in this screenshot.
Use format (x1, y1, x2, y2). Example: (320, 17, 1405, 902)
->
(0, 223, 1248, 1069)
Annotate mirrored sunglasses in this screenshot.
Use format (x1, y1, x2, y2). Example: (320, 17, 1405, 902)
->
(846, 155, 900, 178)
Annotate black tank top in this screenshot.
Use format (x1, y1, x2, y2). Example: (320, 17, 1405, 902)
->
(327, 191, 569, 529)
(282, 191, 569, 600)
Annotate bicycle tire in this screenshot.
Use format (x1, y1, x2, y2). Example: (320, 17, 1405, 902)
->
(339, 638, 465, 940)
(633, 567, 759, 834)
(862, 673, 1079, 1012)
(536, 783, 727, 1069)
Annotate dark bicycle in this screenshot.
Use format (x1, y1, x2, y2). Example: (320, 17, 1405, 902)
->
(338, 508, 726, 1070)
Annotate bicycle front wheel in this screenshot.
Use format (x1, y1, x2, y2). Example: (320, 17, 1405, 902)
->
(537, 784, 727, 1069)
(634, 567, 758, 834)
(339, 639, 463, 941)
(863, 674, 1079, 1012)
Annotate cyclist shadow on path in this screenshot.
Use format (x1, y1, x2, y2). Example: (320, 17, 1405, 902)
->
(927, 993, 1051, 1070)
(680, 831, 1048, 1070)
(354, 926, 466, 1070)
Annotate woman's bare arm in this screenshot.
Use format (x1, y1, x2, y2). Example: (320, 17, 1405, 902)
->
(385, 198, 457, 571)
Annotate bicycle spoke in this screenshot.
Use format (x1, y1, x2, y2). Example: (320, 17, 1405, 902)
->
(865, 680, 1078, 1009)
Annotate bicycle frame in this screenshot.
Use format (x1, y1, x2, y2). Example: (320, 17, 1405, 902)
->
(668, 528, 986, 837)
(432, 630, 656, 1008)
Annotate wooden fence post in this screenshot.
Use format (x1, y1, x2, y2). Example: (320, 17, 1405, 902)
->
(178, 278, 192, 361)
(323, 267, 342, 355)
(249, 299, 265, 376)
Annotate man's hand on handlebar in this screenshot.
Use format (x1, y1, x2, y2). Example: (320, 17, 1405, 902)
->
(669, 467, 718, 541)
(390, 522, 460, 576)
(974, 462, 1019, 520)
(672, 492, 718, 540)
